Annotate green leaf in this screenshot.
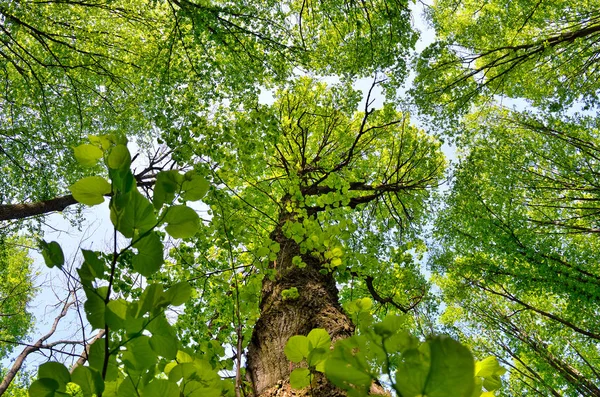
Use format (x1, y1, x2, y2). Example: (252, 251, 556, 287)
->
(111, 190, 156, 238)
(164, 205, 200, 239)
(132, 231, 164, 277)
(88, 338, 118, 381)
(395, 345, 430, 396)
(324, 358, 373, 389)
(143, 380, 179, 397)
(307, 348, 328, 370)
(84, 288, 106, 329)
(74, 144, 103, 167)
(38, 362, 70, 392)
(396, 336, 475, 397)
(181, 172, 209, 201)
(105, 299, 128, 330)
(289, 368, 311, 389)
(475, 356, 506, 378)
(81, 250, 104, 278)
(70, 176, 111, 206)
(147, 314, 178, 360)
(153, 170, 183, 209)
(107, 144, 131, 170)
(307, 328, 330, 351)
(165, 281, 193, 306)
(373, 314, 405, 337)
(135, 283, 167, 317)
(39, 240, 64, 269)
(284, 335, 309, 363)
(88, 134, 113, 150)
(71, 366, 104, 397)
(122, 335, 158, 371)
(28, 378, 59, 397)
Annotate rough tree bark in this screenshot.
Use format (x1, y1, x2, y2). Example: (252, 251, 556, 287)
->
(247, 216, 353, 397)
(246, 207, 389, 397)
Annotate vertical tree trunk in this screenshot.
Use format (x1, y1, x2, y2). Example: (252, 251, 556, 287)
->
(246, 218, 354, 397)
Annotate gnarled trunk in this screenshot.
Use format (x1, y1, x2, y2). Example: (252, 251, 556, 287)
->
(246, 220, 353, 397)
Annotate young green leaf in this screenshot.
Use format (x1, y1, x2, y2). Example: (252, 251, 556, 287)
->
(143, 379, 180, 397)
(28, 378, 60, 397)
(107, 144, 131, 170)
(132, 231, 164, 277)
(182, 172, 209, 201)
(74, 144, 103, 167)
(289, 368, 311, 389)
(284, 335, 309, 363)
(39, 240, 64, 269)
(71, 366, 104, 397)
(307, 328, 330, 351)
(164, 205, 200, 239)
(70, 176, 111, 206)
(38, 362, 71, 392)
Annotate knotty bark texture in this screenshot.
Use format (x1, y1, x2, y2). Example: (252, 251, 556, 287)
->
(247, 210, 389, 397)
(246, 214, 353, 397)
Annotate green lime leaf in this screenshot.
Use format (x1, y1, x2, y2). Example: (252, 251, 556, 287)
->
(324, 358, 373, 389)
(181, 172, 209, 201)
(122, 335, 158, 371)
(289, 368, 311, 389)
(132, 231, 164, 277)
(71, 366, 104, 397)
(143, 380, 180, 397)
(70, 176, 111, 206)
(373, 314, 405, 337)
(74, 144, 103, 167)
(307, 328, 330, 351)
(84, 289, 105, 329)
(482, 375, 502, 391)
(136, 283, 167, 317)
(105, 299, 128, 330)
(307, 348, 328, 369)
(28, 378, 59, 397)
(424, 337, 475, 397)
(87, 338, 118, 381)
(284, 335, 309, 363)
(38, 362, 70, 391)
(397, 336, 475, 397)
(111, 190, 156, 238)
(88, 134, 113, 150)
(153, 170, 183, 209)
(165, 281, 193, 306)
(147, 315, 178, 360)
(39, 240, 64, 269)
(475, 356, 506, 378)
(107, 144, 131, 170)
(164, 205, 200, 239)
(395, 345, 430, 396)
(81, 250, 104, 278)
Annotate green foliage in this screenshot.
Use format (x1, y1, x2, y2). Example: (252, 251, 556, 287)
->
(29, 137, 220, 397)
(69, 177, 112, 206)
(284, 316, 499, 397)
(38, 240, 64, 269)
(0, 237, 34, 358)
(281, 287, 300, 301)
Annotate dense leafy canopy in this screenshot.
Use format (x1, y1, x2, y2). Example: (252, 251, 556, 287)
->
(0, 0, 598, 396)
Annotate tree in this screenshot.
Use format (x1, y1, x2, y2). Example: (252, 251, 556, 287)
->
(412, 0, 600, 125)
(0, 0, 417, 229)
(164, 77, 446, 395)
(9, 120, 494, 397)
(429, 107, 600, 395)
(0, 236, 35, 357)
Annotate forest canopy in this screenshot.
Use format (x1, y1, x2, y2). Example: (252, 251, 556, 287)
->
(0, 0, 598, 396)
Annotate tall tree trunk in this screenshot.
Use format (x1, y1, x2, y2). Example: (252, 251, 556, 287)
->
(246, 217, 354, 397)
